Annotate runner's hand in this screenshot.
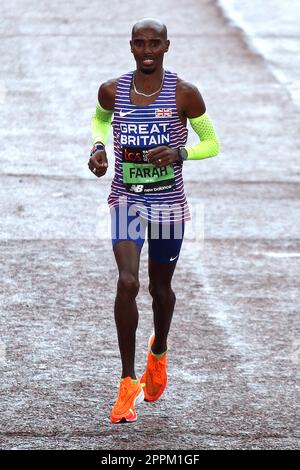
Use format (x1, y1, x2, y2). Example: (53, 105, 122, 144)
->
(88, 150, 108, 177)
(146, 146, 181, 168)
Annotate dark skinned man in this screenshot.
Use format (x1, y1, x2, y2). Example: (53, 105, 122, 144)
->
(88, 18, 220, 423)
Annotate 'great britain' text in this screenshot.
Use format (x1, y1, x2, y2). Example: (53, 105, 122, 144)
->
(120, 122, 170, 146)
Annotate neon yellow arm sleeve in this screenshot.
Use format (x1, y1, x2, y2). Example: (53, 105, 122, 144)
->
(91, 103, 113, 145)
(186, 112, 220, 160)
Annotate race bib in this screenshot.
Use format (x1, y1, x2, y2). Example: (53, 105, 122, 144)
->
(122, 147, 176, 194)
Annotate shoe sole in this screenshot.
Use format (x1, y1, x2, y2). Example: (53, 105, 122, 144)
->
(110, 388, 145, 424)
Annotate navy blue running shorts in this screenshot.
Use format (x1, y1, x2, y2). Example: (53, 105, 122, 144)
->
(110, 205, 185, 264)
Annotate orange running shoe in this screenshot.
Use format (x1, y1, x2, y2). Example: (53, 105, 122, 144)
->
(110, 377, 144, 424)
(140, 334, 168, 402)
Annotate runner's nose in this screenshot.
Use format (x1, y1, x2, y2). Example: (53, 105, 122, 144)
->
(143, 43, 152, 55)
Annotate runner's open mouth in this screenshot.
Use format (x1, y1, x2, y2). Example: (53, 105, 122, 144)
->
(142, 58, 155, 65)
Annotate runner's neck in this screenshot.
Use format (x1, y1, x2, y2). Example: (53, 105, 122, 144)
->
(133, 68, 165, 95)
(130, 68, 165, 107)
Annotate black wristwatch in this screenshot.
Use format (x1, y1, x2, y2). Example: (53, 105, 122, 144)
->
(90, 142, 105, 157)
(178, 146, 188, 161)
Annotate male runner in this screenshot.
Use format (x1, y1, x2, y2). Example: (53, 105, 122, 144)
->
(88, 18, 220, 424)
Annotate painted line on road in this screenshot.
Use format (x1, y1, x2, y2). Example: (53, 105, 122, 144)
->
(261, 252, 300, 258)
(186, 241, 269, 398)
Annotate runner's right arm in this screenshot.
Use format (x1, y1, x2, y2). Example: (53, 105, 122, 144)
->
(91, 104, 113, 145)
(91, 79, 118, 145)
(89, 79, 118, 177)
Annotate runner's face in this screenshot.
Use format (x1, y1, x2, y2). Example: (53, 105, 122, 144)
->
(130, 28, 169, 74)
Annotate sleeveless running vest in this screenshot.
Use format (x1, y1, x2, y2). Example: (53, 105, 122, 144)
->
(107, 69, 191, 223)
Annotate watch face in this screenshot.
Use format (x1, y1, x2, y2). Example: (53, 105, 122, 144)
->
(179, 147, 188, 160)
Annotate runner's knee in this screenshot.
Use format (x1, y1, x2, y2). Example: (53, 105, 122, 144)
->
(117, 274, 140, 299)
(148, 282, 175, 302)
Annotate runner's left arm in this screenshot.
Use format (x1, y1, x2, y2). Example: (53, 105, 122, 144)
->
(180, 80, 221, 160)
(186, 112, 220, 160)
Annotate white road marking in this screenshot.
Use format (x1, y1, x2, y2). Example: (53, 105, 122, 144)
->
(262, 252, 300, 258)
(185, 241, 269, 397)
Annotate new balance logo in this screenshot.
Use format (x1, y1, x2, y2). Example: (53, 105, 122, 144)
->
(130, 184, 144, 193)
(119, 109, 137, 118)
